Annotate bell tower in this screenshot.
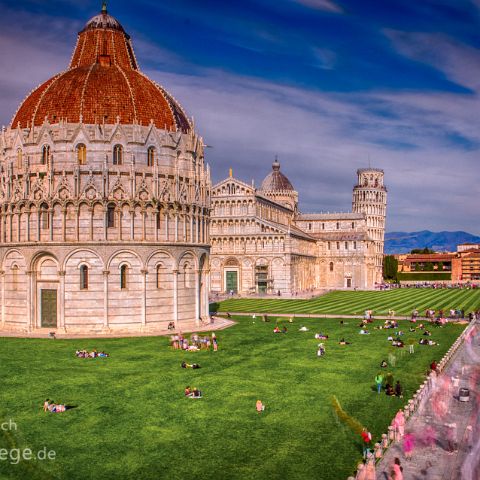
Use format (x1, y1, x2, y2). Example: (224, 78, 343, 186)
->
(352, 168, 387, 283)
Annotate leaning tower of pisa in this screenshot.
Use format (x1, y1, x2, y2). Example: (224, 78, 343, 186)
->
(352, 168, 387, 283)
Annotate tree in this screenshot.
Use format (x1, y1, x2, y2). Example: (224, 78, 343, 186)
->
(437, 261, 444, 271)
(415, 263, 422, 272)
(423, 262, 434, 271)
(410, 247, 435, 254)
(383, 255, 398, 281)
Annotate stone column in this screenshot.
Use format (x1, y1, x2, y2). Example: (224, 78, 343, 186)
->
(190, 215, 194, 243)
(103, 270, 110, 331)
(58, 270, 66, 331)
(155, 209, 159, 242)
(194, 269, 200, 325)
(203, 268, 210, 318)
(9, 212, 13, 242)
(165, 213, 169, 242)
(173, 269, 178, 326)
(37, 211, 41, 241)
(62, 208, 67, 242)
(25, 210, 30, 242)
(104, 207, 108, 241)
(118, 209, 123, 241)
(49, 209, 54, 241)
(130, 209, 135, 240)
(142, 210, 146, 241)
(89, 207, 94, 241)
(141, 269, 147, 329)
(75, 207, 79, 241)
(0, 270, 5, 328)
(26, 270, 35, 331)
(174, 212, 178, 242)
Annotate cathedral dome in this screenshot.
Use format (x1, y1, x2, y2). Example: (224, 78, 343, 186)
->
(261, 160, 294, 191)
(11, 4, 190, 132)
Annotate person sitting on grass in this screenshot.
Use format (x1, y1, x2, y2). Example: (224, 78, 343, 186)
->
(317, 343, 326, 357)
(181, 361, 201, 369)
(339, 338, 351, 345)
(359, 328, 370, 335)
(385, 384, 395, 396)
(395, 381, 403, 398)
(380, 360, 388, 368)
(282, 326, 288, 334)
(273, 326, 281, 333)
(256, 400, 265, 414)
(184, 386, 193, 397)
(423, 330, 432, 336)
(191, 387, 202, 398)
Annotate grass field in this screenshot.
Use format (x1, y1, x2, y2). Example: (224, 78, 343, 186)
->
(0, 317, 465, 480)
(212, 288, 480, 316)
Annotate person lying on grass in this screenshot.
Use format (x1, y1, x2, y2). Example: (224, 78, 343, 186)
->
(75, 349, 109, 358)
(339, 338, 351, 345)
(181, 361, 201, 369)
(359, 328, 370, 335)
(43, 400, 66, 413)
(315, 333, 329, 340)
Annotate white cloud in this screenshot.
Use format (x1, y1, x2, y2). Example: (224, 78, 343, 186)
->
(292, 0, 343, 13)
(0, 8, 478, 235)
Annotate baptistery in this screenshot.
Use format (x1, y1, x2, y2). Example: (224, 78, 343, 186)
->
(0, 5, 211, 333)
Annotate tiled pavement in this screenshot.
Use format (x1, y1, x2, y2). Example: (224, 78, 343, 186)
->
(376, 321, 480, 480)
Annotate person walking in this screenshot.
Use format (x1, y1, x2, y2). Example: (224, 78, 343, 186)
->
(375, 373, 384, 394)
(361, 427, 372, 459)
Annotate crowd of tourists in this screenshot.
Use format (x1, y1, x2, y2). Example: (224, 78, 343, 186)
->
(170, 332, 218, 351)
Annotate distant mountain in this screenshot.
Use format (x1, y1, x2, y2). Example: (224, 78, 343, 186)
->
(385, 230, 480, 254)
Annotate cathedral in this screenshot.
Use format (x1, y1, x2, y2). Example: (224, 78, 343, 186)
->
(209, 161, 386, 295)
(0, 5, 210, 333)
(0, 5, 387, 334)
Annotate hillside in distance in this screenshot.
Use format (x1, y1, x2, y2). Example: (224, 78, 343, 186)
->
(385, 230, 480, 254)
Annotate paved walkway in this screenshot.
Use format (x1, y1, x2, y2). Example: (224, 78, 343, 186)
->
(376, 321, 480, 480)
(0, 316, 235, 339)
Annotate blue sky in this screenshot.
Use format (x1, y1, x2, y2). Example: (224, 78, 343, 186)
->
(0, 0, 479, 234)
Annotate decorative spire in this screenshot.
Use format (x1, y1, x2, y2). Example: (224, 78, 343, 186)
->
(272, 155, 280, 171)
(102, 1, 108, 14)
(229, 168, 233, 178)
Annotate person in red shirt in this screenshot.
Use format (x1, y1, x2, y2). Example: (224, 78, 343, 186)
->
(430, 360, 437, 371)
(361, 427, 372, 459)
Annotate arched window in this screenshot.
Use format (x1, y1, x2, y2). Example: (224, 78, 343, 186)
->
(16, 149, 23, 169)
(336, 241, 340, 250)
(183, 262, 192, 288)
(351, 222, 355, 229)
(156, 264, 163, 289)
(336, 222, 340, 230)
(41, 145, 50, 165)
(345, 241, 348, 250)
(80, 265, 88, 290)
(120, 264, 128, 289)
(41, 205, 49, 230)
(107, 205, 115, 228)
(329, 262, 334, 272)
(12, 265, 19, 291)
(113, 145, 123, 165)
(147, 146, 155, 167)
(77, 143, 87, 165)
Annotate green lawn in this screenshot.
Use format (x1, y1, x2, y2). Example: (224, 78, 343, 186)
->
(0, 317, 465, 480)
(212, 288, 480, 316)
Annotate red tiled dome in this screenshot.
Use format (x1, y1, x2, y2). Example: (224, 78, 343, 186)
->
(11, 6, 190, 132)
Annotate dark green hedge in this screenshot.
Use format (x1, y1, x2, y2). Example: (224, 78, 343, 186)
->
(397, 272, 451, 281)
